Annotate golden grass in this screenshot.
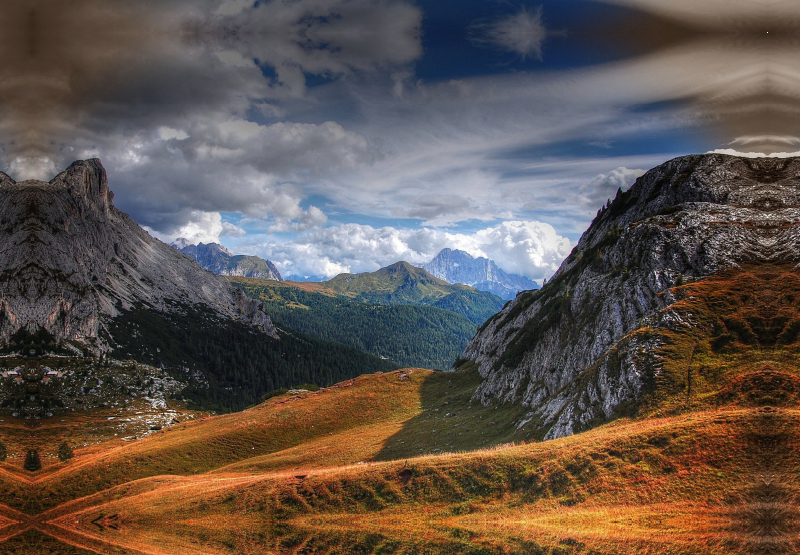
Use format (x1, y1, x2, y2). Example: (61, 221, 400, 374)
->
(1, 265, 800, 553)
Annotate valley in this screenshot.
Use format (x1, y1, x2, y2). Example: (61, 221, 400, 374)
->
(0, 153, 795, 554)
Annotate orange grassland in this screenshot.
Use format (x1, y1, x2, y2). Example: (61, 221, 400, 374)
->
(0, 265, 798, 554)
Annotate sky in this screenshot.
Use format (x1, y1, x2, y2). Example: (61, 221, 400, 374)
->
(1, 0, 799, 282)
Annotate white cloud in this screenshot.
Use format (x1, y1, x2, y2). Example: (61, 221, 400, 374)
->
(221, 221, 247, 237)
(7, 156, 59, 181)
(242, 221, 572, 280)
(709, 149, 800, 158)
(579, 167, 645, 210)
(105, 117, 372, 232)
(469, 7, 548, 60)
(157, 127, 189, 141)
(169, 211, 225, 245)
(448, 221, 573, 278)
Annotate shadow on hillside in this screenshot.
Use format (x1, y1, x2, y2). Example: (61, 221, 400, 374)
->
(374, 365, 529, 462)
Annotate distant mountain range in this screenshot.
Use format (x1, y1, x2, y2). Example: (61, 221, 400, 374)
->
(420, 248, 538, 300)
(171, 240, 283, 281)
(288, 261, 505, 325)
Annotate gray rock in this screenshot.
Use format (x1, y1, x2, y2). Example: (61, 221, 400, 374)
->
(420, 248, 538, 300)
(460, 153, 800, 439)
(0, 159, 276, 353)
(173, 241, 283, 281)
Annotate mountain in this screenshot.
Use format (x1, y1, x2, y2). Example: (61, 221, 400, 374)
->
(230, 277, 479, 370)
(458, 153, 800, 439)
(172, 240, 283, 281)
(0, 158, 396, 411)
(420, 248, 539, 299)
(6, 154, 800, 555)
(284, 273, 327, 282)
(291, 261, 506, 325)
(0, 159, 275, 352)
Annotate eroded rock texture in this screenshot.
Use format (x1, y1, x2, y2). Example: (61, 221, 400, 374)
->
(0, 159, 275, 352)
(461, 153, 800, 439)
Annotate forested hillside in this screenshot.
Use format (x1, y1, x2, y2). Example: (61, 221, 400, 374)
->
(230, 278, 477, 370)
(104, 302, 398, 412)
(289, 261, 506, 325)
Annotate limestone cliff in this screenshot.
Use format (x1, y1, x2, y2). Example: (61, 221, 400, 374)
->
(0, 159, 276, 353)
(174, 241, 283, 281)
(460, 154, 800, 439)
(420, 248, 538, 300)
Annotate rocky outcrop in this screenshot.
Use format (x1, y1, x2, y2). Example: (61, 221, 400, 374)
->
(460, 154, 800, 439)
(0, 159, 276, 353)
(421, 248, 538, 300)
(173, 241, 283, 281)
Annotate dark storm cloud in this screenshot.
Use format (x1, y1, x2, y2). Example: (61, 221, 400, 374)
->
(587, 0, 800, 154)
(0, 0, 422, 235)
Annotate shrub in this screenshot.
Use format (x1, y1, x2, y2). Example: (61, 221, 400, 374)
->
(24, 450, 41, 472)
(58, 441, 74, 462)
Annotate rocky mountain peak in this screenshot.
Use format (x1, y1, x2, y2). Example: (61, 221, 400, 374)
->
(173, 241, 282, 281)
(459, 153, 800, 440)
(421, 248, 538, 300)
(0, 159, 275, 353)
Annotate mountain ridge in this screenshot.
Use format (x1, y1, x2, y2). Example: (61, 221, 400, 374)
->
(0, 159, 275, 353)
(459, 153, 800, 439)
(172, 240, 283, 281)
(420, 248, 538, 299)
(288, 260, 506, 325)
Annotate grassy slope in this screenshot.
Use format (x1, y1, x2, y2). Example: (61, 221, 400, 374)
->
(46, 405, 794, 555)
(286, 261, 506, 325)
(0, 265, 798, 553)
(230, 277, 477, 370)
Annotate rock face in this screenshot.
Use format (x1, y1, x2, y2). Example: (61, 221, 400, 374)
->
(421, 248, 538, 300)
(460, 154, 800, 439)
(173, 241, 283, 281)
(0, 159, 276, 353)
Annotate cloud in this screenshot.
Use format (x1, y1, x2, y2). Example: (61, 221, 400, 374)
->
(708, 149, 800, 158)
(0, 0, 421, 235)
(221, 221, 247, 237)
(98, 117, 373, 233)
(154, 211, 225, 245)
(469, 7, 548, 60)
(579, 167, 645, 210)
(240, 220, 572, 280)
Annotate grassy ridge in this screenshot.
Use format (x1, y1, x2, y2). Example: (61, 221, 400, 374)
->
(48, 406, 793, 555)
(18, 369, 429, 512)
(2, 265, 799, 553)
(287, 261, 506, 325)
(230, 277, 478, 370)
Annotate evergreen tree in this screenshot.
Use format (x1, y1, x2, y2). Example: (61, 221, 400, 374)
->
(58, 441, 74, 461)
(24, 450, 41, 472)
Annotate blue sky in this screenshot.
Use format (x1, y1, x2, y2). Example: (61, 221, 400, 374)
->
(0, 0, 790, 281)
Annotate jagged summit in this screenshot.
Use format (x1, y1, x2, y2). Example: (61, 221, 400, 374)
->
(420, 248, 538, 300)
(172, 240, 283, 281)
(0, 159, 275, 353)
(459, 153, 800, 439)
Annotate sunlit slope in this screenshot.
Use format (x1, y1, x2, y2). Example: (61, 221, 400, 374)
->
(4, 265, 800, 553)
(45, 405, 798, 555)
(22, 370, 428, 511)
